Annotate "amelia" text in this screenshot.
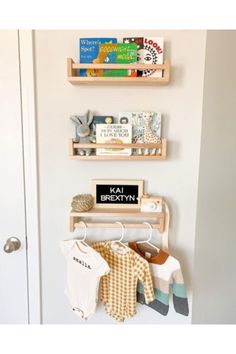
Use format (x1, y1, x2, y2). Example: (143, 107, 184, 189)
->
(73, 257, 91, 269)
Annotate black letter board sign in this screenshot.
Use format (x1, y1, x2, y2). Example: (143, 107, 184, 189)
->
(92, 179, 144, 209)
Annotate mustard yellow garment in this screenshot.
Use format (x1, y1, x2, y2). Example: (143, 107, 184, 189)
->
(91, 241, 154, 321)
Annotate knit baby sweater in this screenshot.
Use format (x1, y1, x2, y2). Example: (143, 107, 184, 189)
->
(129, 242, 189, 316)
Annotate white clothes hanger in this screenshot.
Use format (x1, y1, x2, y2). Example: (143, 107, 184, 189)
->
(136, 222, 159, 252)
(111, 221, 129, 252)
(75, 221, 90, 248)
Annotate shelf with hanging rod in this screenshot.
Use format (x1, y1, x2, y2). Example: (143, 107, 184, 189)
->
(70, 200, 170, 252)
(70, 208, 165, 232)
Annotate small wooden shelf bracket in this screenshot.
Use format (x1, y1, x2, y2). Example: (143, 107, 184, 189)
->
(68, 139, 167, 161)
(67, 58, 170, 85)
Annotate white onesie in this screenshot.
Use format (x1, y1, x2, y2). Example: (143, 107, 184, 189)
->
(60, 239, 110, 320)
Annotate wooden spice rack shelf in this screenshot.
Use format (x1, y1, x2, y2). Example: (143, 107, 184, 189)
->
(69, 139, 167, 161)
(70, 208, 165, 233)
(69, 200, 170, 251)
(67, 58, 170, 85)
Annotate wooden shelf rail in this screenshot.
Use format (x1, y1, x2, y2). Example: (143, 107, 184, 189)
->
(68, 139, 167, 161)
(67, 58, 170, 85)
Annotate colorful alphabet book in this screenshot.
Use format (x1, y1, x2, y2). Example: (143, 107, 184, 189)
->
(123, 37, 164, 77)
(79, 38, 117, 77)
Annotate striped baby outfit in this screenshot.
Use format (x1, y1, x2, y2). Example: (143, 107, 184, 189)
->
(91, 241, 154, 321)
(129, 242, 189, 316)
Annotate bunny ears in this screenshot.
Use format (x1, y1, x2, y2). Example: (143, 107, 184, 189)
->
(70, 110, 93, 126)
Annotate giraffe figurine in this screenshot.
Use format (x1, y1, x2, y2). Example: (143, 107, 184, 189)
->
(133, 132, 144, 155)
(143, 112, 160, 155)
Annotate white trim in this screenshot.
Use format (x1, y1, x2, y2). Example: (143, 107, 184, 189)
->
(18, 30, 41, 324)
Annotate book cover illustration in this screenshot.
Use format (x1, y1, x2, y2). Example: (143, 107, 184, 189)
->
(123, 37, 164, 77)
(96, 124, 132, 156)
(96, 43, 137, 77)
(123, 37, 143, 76)
(91, 116, 113, 137)
(118, 112, 162, 155)
(79, 38, 117, 77)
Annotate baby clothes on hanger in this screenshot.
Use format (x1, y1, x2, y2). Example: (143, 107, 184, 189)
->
(129, 242, 189, 316)
(60, 239, 110, 320)
(91, 241, 154, 322)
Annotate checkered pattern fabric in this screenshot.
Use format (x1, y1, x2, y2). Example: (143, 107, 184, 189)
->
(91, 241, 154, 321)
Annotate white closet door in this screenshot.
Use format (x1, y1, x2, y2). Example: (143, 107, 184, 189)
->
(0, 30, 29, 324)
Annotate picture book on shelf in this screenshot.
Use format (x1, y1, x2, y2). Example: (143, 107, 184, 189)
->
(96, 124, 132, 156)
(123, 37, 164, 77)
(79, 38, 117, 77)
(95, 43, 137, 77)
(118, 112, 162, 143)
(91, 116, 113, 137)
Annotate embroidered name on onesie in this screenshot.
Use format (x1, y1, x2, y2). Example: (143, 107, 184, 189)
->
(73, 256, 91, 269)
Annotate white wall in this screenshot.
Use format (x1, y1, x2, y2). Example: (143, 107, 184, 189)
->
(192, 30, 236, 324)
(34, 30, 206, 324)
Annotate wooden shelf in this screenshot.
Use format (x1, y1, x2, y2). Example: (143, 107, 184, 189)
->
(68, 139, 167, 161)
(70, 208, 165, 233)
(67, 58, 170, 85)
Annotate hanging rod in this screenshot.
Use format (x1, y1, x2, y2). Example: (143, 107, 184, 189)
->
(73, 222, 162, 230)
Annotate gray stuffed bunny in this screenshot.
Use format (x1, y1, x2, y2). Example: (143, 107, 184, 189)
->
(70, 110, 95, 156)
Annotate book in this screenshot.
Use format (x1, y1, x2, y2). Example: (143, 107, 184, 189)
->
(123, 37, 164, 77)
(122, 37, 143, 77)
(96, 124, 132, 156)
(79, 38, 117, 77)
(118, 111, 162, 143)
(96, 43, 137, 77)
(91, 116, 113, 137)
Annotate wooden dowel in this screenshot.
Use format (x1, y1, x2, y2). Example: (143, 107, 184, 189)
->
(72, 62, 168, 70)
(73, 142, 163, 149)
(74, 222, 161, 229)
(70, 210, 164, 217)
